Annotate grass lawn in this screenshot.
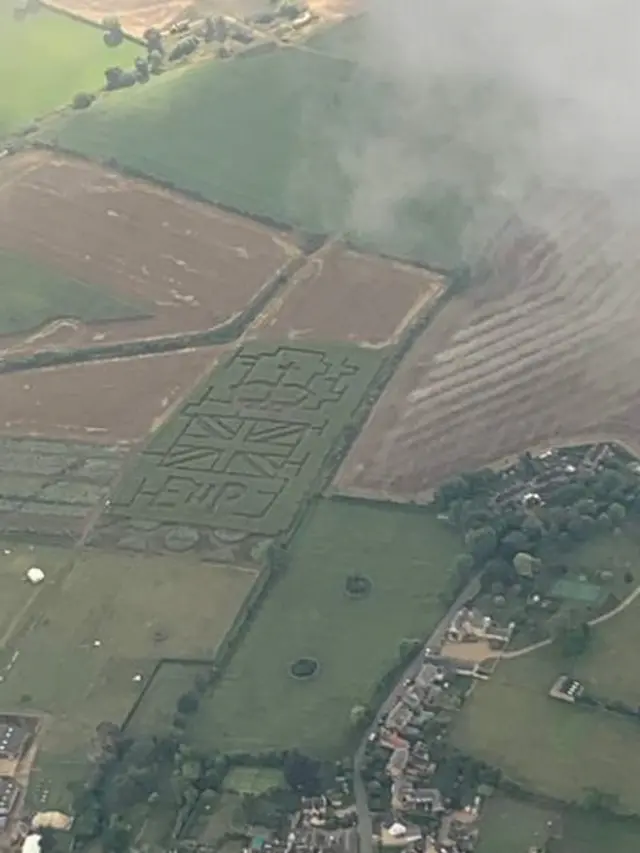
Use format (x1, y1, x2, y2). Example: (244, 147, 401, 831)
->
(44, 26, 529, 269)
(223, 766, 285, 795)
(559, 812, 640, 853)
(476, 796, 559, 853)
(0, 0, 138, 137)
(0, 249, 150, 337)
(452, 649, 640, 814)
(0, 547, 256, 809)
(126, 661, 212, 736)
(189, 497, 461, 757)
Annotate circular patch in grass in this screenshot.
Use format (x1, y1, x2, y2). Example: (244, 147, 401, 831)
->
(345, 574, 372, 599)
(164, 526, 200, 552)
(290, 657, 319, 680)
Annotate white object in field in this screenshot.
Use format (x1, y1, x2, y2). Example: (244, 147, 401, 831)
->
(93, 640, 102, 648)
(133, 673, 143, 683)
(22, 835, 42, 853)
(26, 567, 45, 584)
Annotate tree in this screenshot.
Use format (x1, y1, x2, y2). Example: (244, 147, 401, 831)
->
(72, 92, 95, 110)
(283, 750, 321, 796)
(103, 16, 124, 47)
(556, 620, 591, 657)
(500, 530, 529, 559)
(177, 691, 199, 715)
(398, 638, 421, 660)
(349, 705, 369, 728)
(454, 552, 474, 576)
(148, 49, 164, 74)
(134, 56, 149, 82)
(513, 551, 537, 578)
(608, 502, 627, 526)
(102, 827, 131, 853)
(144, 26, 164, 53)
(464, 526, 497, 562)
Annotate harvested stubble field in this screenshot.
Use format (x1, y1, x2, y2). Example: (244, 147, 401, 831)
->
(337, 191, 640, 500)
(189, 497, 460, 757)
(0, 437, 127, 541)
(0, 0, 138, 136)
(0, 152, 298, 353)
(0, 547, 256, 810)
(248, 244, 445, 347)
(96, 343, 382, 564)
(452, 645, 640, 815)
(45, 0, 188, 38)
(0, 347, 222, 444)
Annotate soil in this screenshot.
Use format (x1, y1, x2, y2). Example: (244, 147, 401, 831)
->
(45, 0, 191, 37)
(0, 152, 298, 355)
(247, 243, 445, 347)
(0, 346, 224, 444)
(336, 189, 640, 499)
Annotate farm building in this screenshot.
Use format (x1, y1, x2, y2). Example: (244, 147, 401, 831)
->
(0, 777, 20, 829)
(549, 675, 584, 704)
(0, 722, 29, 761)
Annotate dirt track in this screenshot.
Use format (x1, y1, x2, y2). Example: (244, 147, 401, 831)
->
(0, 152, 297, 355)
(247, 244, 444, 347)
(0, 347, 223, 444)
(336, 189, 640, 499)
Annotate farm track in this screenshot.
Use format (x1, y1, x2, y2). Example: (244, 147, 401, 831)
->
(337, 190, 640, 498)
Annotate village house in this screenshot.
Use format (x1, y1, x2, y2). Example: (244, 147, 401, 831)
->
(386, 701, 414, 733)
(387, 747, 410, 779)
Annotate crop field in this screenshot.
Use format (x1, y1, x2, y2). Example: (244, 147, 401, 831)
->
(94, 343, 383, 564)
(248, 244, 445, 347)
(336, 191, 640, 500)
(0, 347, 222, 444)
(0, 437, 127, 542)
(0, 152, 298, 354)
(0, 0, 138, 137)
(0, 248, 149, 340)
(1, 547, 256, 810)
(46, 0, 187, 37)
(452, 647, 640, 815)
(42, 35, 525, 270)
(188, 497, 461, 757)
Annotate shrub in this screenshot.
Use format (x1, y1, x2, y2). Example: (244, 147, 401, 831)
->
(72, 92, 95, 110)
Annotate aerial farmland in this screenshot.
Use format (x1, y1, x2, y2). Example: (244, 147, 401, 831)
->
(2, 0, 640, 851)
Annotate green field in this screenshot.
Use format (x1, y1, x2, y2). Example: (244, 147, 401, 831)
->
(223, 766, 285, 795)
(0, 249, 151, 337)
(452, 647, 640, 815)
(44, 27, 529, 268)
(101, 343, 382, 564)
(0, 0, 139, 137)
(0, 547, 256, 809)
(476, 796, 559, 853)
(126, 661, 212, 736)
(189, 497, 461, 757)
(476, 796, 640, 853)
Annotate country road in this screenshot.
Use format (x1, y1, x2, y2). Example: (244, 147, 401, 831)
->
(353, 577, 480, 853)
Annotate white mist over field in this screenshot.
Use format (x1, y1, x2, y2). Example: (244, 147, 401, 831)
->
(329, 0, 640, 263)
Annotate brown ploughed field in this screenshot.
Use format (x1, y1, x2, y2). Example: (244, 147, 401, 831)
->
(247, 244, 445, 347)
(0, 347, 223, 444)
(0, 152, 298, 355)
(336, 190, 640, 500)
(45, 0, 189, 37)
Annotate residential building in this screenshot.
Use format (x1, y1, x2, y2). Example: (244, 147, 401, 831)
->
(0, 777, 20, 830)
(0, 723, 29, 762)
